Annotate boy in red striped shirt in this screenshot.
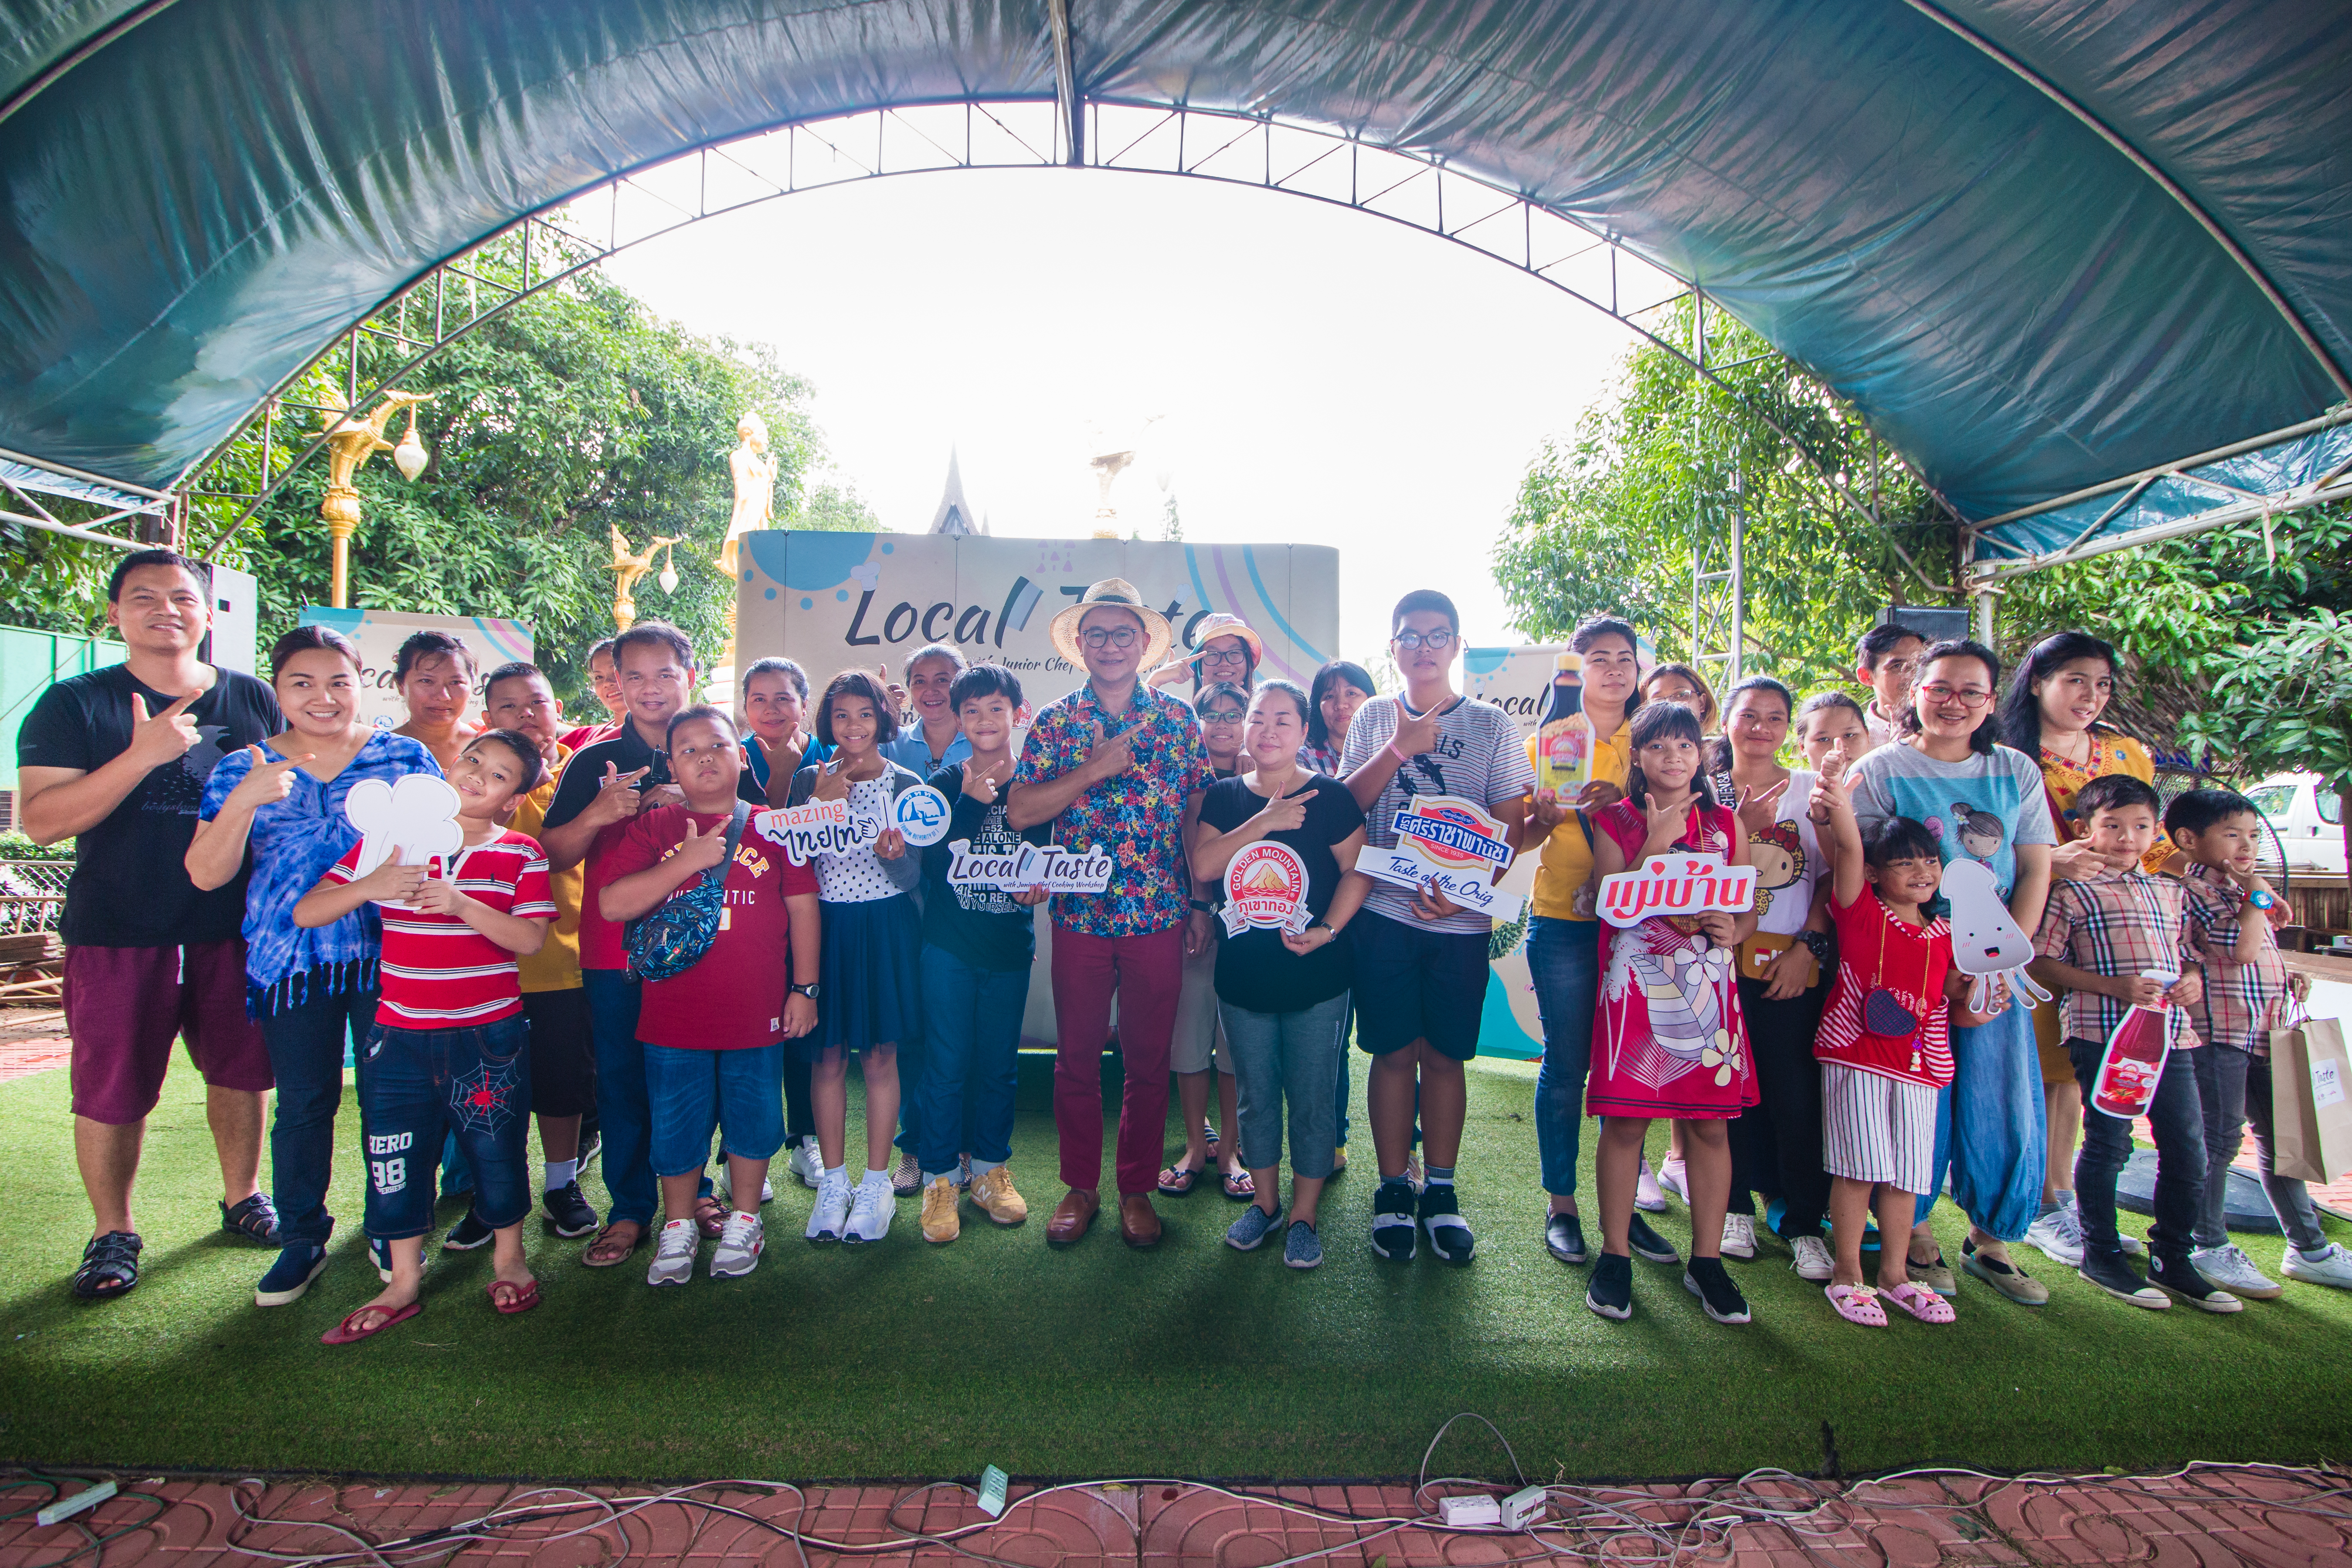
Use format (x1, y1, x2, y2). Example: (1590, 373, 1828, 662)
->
(293, 728, 555, 1344)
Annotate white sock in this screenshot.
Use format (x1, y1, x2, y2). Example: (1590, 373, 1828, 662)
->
(824, 1164, 848, 1183)
(544, 1159, 577, 1190)
(863, 1166, 890, 1187)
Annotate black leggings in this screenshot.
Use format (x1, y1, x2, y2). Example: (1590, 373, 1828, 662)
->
(1727, 972, 1830, 1237)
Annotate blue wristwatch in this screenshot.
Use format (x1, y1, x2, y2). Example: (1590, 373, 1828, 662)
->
(2249, 888, 2279, 911)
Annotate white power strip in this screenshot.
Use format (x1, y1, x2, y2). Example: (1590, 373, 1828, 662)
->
(1500, 1484, 1548, 1530)
(1436, 1495, 1501, 1528)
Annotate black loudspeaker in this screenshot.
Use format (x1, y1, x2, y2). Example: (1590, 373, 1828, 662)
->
(1878, 605, 1971, 644)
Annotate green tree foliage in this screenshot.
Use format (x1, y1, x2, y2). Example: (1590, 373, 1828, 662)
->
(1492, 299, 1960, 690)
(0, 233, 843, 703)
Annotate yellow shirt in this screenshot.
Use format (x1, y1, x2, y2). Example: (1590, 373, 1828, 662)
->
(2039, 730, 2175, 874)
(509, 743, 583, 992)
(1526, 724, 1633, 922)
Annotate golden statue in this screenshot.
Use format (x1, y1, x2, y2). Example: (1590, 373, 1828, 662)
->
(718, 411, 776, 580)
(317, 388, 432, 608)
(609, 527, 680, 631)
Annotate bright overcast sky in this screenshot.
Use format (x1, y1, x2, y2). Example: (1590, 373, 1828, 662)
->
(603, 165, 1641, 666)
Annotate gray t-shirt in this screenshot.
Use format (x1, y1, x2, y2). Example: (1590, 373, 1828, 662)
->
(1340, 693, 1534, 935)
(1847, 741, 2055, 902)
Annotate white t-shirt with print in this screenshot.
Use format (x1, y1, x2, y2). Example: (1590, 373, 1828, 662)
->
(1340, 694, 1534, 936)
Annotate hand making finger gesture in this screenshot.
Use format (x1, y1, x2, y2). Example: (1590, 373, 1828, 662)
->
(125, 691, 201, 772)
(1734, 776, 1789, 834)
(673, 816, 729, 875)
(585, 762, 651, 827)
(1253, 778, 1310, 836)
(1638, 789, 1688, 844)
(1080, 720, 1146, 783)
(880, 663, 910, 724)
(812, 753, 854, 802)
(961, 755, 1011, 806)
(224, 745, 314, 810)
(1388, 696, 1461, 760)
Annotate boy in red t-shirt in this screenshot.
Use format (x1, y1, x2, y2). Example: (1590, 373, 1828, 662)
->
(293, 729, 554, 1344)
(1810, 765, 2000, 1328)
(599, 707, 821, 1286)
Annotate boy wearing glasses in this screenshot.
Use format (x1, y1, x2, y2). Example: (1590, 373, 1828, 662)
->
(1853, 622, 1926, 750)
(1340, 590, 1533, 1265)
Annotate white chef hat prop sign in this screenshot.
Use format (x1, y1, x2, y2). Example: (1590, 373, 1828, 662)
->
(344, 773, 465, 908)
(1940, 858, 2053, 1016)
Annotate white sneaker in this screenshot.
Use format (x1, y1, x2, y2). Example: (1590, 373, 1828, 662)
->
(1721, 1213, 1757, 1260)
(2190, 1242, 2281, 1300)
(2024, 1204, 2084, 1268)
(789, 1138, 823, 1190)
(2117, 1231, 2146, 1257)
(2284, 1242, 2352, 1289)
(646, 1218, 698, 1286)
(806, 1170, 853, 1243)
(1405, 1151, 1426, 1194)
(1657, 1158, 1690, 1204)
(845, 1174, 897, 1244)
(1788, 1234, 1835, 1282)
(1635, 1158, 1669, 1214)
(711, 1210, 765, 1278)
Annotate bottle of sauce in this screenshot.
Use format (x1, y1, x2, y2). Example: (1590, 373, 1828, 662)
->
(1535, 652, 1592, 799)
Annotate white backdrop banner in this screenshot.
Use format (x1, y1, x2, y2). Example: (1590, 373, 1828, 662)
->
(297, 607, 535, 731)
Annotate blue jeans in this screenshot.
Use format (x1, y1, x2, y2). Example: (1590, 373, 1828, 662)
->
(1911, 1002, 2047, 1242)
(2069, 1035, 2206, 1257)
(583, 969, 657, 1228)
(1527, 918, 1600, 1197)
(915, 945, 1027, 1177)
(360, 1016, 533, 1240)
(258, 986, 377, 1249)
(1332, 994, 1355, 1148)
(645, 1043, 787, 1177)
(1221, 991, 1350, 1180)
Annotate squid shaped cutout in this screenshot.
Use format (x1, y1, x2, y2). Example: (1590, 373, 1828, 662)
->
(1940, 858, 2053, 1016)
(345, 772, 465, 906)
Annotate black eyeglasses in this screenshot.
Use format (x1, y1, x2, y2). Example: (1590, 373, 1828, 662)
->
(1079, 626, 1139, 650)
(1393, 629, 1456, 651)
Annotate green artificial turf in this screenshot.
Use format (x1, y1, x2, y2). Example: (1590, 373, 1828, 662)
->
(3, 1049, 2349, 1484)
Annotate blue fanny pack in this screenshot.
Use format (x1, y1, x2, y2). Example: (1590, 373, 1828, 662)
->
(624, 801, 749, 982)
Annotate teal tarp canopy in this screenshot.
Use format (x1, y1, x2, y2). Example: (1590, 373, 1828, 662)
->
(3, 0, 2349, 556)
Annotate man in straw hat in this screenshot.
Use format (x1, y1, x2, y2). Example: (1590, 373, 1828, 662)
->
(1008, 578, 1213, 1247)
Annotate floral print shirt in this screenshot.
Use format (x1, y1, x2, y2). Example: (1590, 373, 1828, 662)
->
(1011, 679, 1212, 939)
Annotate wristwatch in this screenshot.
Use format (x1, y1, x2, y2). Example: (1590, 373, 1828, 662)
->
(2249, 888, 2279, 911)
(1799, 930, 1833, 963)
(1309, 920, 1336, 935)
(789, 980, 821, 999)
(1190, 898, 1214, 913)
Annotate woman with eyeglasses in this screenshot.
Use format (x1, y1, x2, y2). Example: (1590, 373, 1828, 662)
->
(1147, 613, 1262, 696)
(1165, 681, 1251, 1198)
(1843, 638, 2051, 1310)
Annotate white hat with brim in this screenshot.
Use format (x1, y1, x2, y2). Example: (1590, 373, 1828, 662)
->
(1050, 577, 1174, 671)
(1183, 612, 1264, 665)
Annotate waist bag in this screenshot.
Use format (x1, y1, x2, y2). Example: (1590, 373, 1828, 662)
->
(624, 802, 749, 982)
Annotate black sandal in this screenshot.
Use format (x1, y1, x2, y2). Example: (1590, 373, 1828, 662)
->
(73, 1231, 143, 1299)
(219, 1193, 282, 1244)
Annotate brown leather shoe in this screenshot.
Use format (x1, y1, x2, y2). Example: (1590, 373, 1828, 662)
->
(1119, 1192, 1162, 1248)
(1046, 1187, 1099, 1247)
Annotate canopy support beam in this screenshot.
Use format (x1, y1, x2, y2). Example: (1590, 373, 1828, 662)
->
(1903, 0, 2352, 401)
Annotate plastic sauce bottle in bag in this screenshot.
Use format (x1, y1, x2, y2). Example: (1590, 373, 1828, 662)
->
(1535, 653, 1592, 800)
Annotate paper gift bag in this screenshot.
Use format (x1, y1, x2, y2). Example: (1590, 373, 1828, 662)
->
(2271, 1016, 2352, 1184)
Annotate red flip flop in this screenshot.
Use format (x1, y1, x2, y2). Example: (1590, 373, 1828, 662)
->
(321, 1300, 422, 1345)
(487, 1278, 540, 1316)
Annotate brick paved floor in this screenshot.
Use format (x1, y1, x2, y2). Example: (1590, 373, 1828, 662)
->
(4, 1467, 2349, 1568)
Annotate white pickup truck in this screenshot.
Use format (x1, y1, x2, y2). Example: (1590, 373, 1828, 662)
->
(2246, 772, 2347, 877)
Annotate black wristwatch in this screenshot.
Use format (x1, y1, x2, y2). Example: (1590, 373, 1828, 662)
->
(1190, 898, 1213, 913)
(1799, 931, 1833, 963)
(789, 980, 821, 999)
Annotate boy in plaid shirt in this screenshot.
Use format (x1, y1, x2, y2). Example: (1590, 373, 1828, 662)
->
(2168, 788, 2352, 1296)
(2029, 775, 2235, 1313)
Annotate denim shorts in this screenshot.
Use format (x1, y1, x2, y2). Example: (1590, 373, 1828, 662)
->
(643, 1042, 788, 1177)
(360, 1014, 533, 1240)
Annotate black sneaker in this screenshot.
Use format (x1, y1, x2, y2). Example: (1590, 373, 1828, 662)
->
(1418, 1183, 1475, 1265)
(253, 1242, 328, 1306)
(1371, 1180, 1418, 1261)
(2148, 1252, 2244, 1313)
(442, 1207, 495, 1251)
(219, 1192, 281, 1245)
(1627, 1212, 1681, 1265)
(1586, 1252, 1633, 1320)
(577, 1129, 603, 1168)
(1544, 1211, 1588, 1265)
(2078, 1247, 2168, 1308)
(542, 1180, 600, 1238)
(1683, 1256, 1752, 1324)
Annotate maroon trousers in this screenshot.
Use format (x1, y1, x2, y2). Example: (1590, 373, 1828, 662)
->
(1050, 922, 1184, 1197)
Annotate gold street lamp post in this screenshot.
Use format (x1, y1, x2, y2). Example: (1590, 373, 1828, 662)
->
(318, 390, 432, 608)
(608, 527, 681, 631)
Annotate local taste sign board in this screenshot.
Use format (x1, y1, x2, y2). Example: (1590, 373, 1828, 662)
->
(945, 840, 1114, 894)
(1354, 795, 1523, 921)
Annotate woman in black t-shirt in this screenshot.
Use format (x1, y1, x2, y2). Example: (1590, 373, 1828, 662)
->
(1190, 680, 1371, 1270)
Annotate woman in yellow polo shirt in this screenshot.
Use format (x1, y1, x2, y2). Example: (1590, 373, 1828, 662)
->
(1520, 614, 1656, 1268)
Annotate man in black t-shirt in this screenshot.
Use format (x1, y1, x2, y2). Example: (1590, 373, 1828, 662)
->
(15, 550, 284, 1300)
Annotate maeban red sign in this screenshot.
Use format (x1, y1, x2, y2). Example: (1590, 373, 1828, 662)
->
(1596, 852, 1757, 930)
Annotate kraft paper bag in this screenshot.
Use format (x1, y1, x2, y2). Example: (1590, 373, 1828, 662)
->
(2271, 1016, 2352, 1185)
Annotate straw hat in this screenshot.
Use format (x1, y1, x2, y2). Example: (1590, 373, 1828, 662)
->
(1185, 612, 1264, 664)
(1049, 577, 1174, 670)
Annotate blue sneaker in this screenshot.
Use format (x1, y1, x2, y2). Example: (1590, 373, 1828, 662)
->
(254, 1244, 327, 1307)
(1225, 1203, 1283, 1252)
(371, 1234, 432, 1283)
(1284, 1220, 1323, 1270)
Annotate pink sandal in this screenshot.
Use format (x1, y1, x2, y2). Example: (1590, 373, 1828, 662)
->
(1825, 1283, 1886, 1326)
(1883, 1281, 1957, 1323)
